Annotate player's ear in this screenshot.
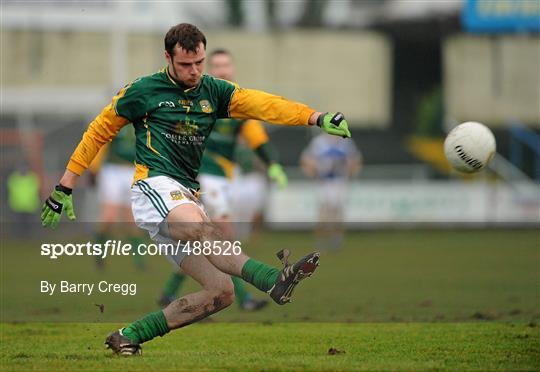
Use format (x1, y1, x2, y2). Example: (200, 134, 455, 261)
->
(164, 50, 172, 64)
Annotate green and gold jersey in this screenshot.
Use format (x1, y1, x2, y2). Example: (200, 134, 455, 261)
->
(67, 66, 315, 189)
(116, 70, 235, 188)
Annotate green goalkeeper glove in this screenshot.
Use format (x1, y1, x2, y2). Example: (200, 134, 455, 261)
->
(317, 112, 351, 138)
(268, 163, 288, 189)
(41, 185, 76, 229)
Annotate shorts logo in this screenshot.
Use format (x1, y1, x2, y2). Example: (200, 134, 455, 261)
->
(170, 190, 185, 201)
(199, 100, 213, 114)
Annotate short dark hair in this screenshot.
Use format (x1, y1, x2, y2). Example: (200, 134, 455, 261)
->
(164, 23, 207, 56)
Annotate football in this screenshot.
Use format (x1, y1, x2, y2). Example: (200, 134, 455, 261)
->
(444, 121, 496, 173)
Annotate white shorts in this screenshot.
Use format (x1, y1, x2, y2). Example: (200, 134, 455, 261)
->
(230, 173, 268, 222)
(98, 164, 134, 206)
(131, 175, 206, 266)
(198, 174, 231, 219)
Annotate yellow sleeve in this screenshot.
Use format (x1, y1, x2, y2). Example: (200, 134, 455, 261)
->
(66, 90, 130, 175)
(239, 120, 269, 149)
(229, 87, 315, 126)
(87, 144, 110, 174)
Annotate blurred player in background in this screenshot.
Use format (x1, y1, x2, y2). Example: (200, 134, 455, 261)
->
(158, 49, 287, 311)
(301, 133, 361, 250)
(230, 143, 269, 241)
(41, 23, 351, 356)
(89, 126, 145, 270)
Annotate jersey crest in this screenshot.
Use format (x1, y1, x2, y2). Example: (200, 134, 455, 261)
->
(199, 100, 213, 114)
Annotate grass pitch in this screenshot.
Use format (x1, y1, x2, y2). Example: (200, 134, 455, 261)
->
(2, 323, 539, 371)
(1, 229, 539, 370)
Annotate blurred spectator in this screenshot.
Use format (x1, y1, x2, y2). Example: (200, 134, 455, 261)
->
(301, 134, 361, 250)
(7, 164, 40, 235)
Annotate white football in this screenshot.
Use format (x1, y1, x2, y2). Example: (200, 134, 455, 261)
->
(444, 121, 496, 173)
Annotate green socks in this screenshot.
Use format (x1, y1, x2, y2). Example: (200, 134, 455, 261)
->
(162, 272, 186, 298)
(241, 258, 280, 292)
(122, 310, 169, 344)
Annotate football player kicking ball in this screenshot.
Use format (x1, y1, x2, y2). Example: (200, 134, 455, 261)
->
(41, 23, 351, 356)
(158, 49, 287, 311)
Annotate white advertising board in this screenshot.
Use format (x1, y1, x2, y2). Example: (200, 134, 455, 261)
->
(265, 181, 540, 226)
